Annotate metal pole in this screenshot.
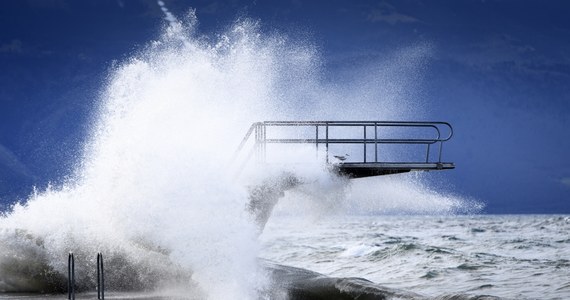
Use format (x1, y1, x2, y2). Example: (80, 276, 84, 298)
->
(363, 125, 367, 163)
(325, 124, 329, 163)
(97, 253, 105, 300)
(97, 254, 100, 299)
(68, 252, 75, 300)
(426, 144, 431, 163)
(374, 123, 378, 162)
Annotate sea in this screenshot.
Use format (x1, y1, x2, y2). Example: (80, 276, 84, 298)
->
(261, 214, 570, 299)
(1, 215, 568, 299)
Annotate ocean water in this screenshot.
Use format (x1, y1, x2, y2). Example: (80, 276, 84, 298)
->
(260, 214, 570, 299)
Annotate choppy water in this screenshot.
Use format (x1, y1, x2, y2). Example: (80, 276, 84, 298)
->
(260, 214, 570, 299)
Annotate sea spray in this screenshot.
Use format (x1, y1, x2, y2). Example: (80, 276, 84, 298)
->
(0, 7, 480, 299)
(0, 14, 319, 297)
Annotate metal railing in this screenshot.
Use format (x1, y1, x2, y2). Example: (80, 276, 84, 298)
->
(234, 121, 453, 168)
(68, 253, 75, 300)
(67, 252, 105, 299)
(97, 253, 105, 300)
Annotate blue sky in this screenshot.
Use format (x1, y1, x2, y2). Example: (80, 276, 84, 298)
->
(0, 0, 569, 213)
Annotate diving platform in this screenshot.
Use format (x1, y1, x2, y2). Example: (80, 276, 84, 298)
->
(234, 121, 455, 179)
(335, 162, 455, 178)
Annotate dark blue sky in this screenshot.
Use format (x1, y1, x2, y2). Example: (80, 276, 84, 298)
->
(1, 0, 569, 213)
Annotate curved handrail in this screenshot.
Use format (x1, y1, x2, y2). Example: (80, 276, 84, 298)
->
(233, 120, 454, 170)
(262, 121, 453, 142)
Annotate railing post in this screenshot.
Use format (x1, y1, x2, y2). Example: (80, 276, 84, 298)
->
(426, 144, 431, 163)
(374, 123, 378, 162)
(97, 253, 105, 300)
(363, 125, 367, 163)
(68, 252, 75, 300)
(325, 123, 329, 163)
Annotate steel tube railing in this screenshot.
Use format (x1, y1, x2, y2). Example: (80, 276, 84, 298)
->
(235, 120, 453, 170)
(263, 139, 441, 144)
(260, 121, 452, 142)
(374, 123, 378, 162)
(97, 253, 105, 300)
(68, 252, 75, 300)
(363, 126, 367, 163)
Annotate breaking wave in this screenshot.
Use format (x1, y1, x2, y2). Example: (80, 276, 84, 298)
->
(0, 7, 480, 299)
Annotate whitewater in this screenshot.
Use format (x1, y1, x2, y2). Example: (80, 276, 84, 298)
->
(1, 6, 567, 300)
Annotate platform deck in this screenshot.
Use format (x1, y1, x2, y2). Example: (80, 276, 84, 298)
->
(336, 162, 455, 178)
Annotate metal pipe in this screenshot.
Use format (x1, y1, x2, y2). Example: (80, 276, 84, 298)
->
(261, 121, 452, 141)
(232, 123, 258, 159)
(264, 138, 439, 144)
(325, 124, 329, 163)
(68, 253, 75, 300)
(374, 123, 378, 162)
(363, 125, 367, 163)
(97, 253, 105, 300)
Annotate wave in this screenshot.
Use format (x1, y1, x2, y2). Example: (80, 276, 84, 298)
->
(0, 4, 481, 298)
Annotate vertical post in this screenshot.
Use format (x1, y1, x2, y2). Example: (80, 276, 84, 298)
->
(438, 142, 443, 163)
(325, 124, 329, 163)
(68, 252, 75, 300)
(426, 144, 431, 163)
(97, 253, 105, 300)
(363, 125, 367, 163)
(374, 123, 378, 162)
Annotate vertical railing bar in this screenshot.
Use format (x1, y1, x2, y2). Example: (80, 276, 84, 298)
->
(97, 253, 100, 299)
(438, 141, 443, 163)
(101, 253, 105, 300)
(426, 144, 431, 163)
(363, 125, 367, 163)
(68, 252, 75, 300)
(374, 123, 378, 162)
(97, 253, 105, 300)
(325, 123, 329, 163)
